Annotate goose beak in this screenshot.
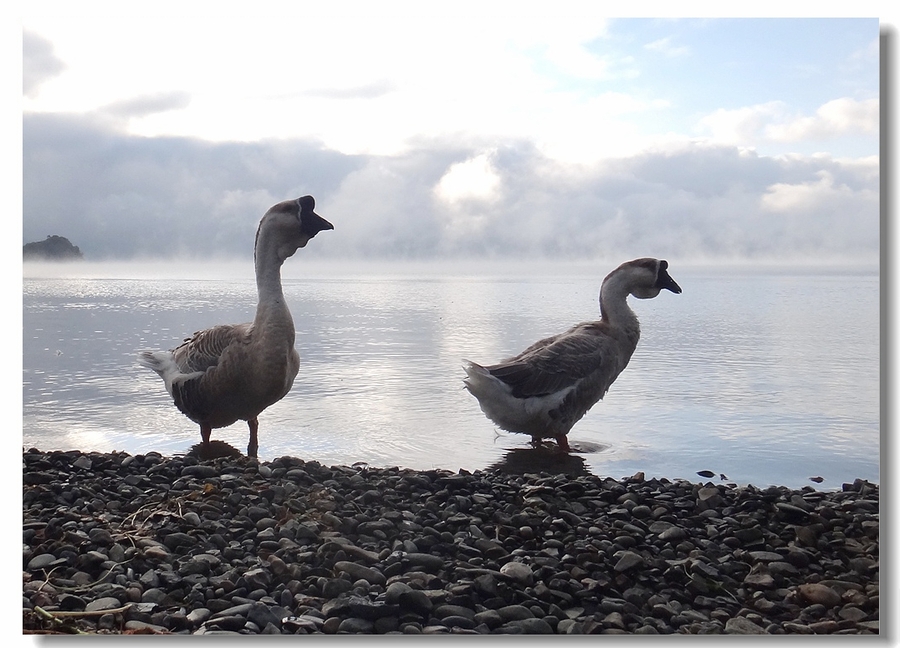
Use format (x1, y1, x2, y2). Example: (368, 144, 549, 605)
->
(657, 263, 682, 294)
(663, 276, 682, 294)
(302, 211, 334, 239)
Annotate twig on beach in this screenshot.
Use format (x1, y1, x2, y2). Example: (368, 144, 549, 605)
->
(34, 603, 133, 618)
(41, 558, 134, 593)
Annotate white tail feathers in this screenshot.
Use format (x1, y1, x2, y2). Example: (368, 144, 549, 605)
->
(462, 360, 499, 395)
(137, 350, 166, 373)
(138, 350, 190, 397)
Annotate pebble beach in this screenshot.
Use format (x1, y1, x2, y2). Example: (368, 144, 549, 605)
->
(22, 447, 879, 635)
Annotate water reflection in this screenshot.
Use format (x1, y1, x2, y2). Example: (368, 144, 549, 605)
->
(488, 440, 611, 477)
(490, 446, 590, 477)
(183, 440, 243, 461)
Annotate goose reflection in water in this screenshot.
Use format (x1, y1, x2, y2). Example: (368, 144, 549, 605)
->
(489, 440, 610, 477)
(185, 440, 243, 461)
(181, 438, 611, 476)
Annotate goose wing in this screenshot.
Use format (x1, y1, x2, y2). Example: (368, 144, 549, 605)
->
(172, 323, 253, 373)
(486, 323, 609, 399)
(164, 323, 253, 423)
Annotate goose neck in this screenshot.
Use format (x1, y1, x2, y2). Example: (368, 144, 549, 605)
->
(253, 240, 290, 327)
(598, 274, 639, 330)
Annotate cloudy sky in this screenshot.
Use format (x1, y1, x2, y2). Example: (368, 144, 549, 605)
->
(18, 3, 887, 264)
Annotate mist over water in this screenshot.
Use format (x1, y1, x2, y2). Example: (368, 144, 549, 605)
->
(22, 260, 879, 489)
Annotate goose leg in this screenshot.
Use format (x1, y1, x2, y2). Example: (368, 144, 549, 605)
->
(247, 418, 259, 458)
(555, 434, 571, 453)
(200, 424, 211, 449)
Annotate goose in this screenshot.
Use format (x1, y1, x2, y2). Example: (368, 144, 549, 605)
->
(463, 258, 681, 452)
(138, 195, 333, 458)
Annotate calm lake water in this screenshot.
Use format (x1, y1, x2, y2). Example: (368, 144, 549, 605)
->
(22, 260, 880, 490)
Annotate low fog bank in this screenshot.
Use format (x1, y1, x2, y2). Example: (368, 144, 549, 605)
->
(22, 255, 879, 285)
(24, 113, 879, 268)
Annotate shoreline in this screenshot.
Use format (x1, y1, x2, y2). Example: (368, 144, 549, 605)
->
(23, 448, 879, 635)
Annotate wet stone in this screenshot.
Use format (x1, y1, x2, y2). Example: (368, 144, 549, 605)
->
(725, 617, 766, 634)
(26, 554, 57, 571)
(733, 528, 764, 544)
(88, 528, 114, 545)
(435, 604, 476, 620)
(141, 588, 169, 605)
(241, 568, 272, 590)
(124, 620, 168, 633)
(504, 617, 554, 634)
(474, 610, 503, 629)
(322, 578, 353, 598)
(187, 608, 211, 625)
(838, 606, 867, 622)
(797, 583, 842, 608)
(442, 615, 476, 629)
(162, 532, 193, 551)
(143, 545, 170, 561)
(347, 596, 399, 620)
(247, 602, 284, 629)
(181, 465, 218, 479)
(775, 503, 810, 518)
(499, 561, 533, 585)
(58, 594, 87, 611)
(658, 526, 687, 542)
(614, 551, 644, 572)
(403, 552, 445, 572)
(809, 620, 840, 634)
(333, 561, 385, 586)
(207, 615, 247, 632)
(85, 597, 123, 612)
(743, 572, 775, 588)
(496, 605, 534, 621)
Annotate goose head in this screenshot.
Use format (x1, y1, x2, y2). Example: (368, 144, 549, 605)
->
(604, 257, 682, 300)
(256, 195, 334, 262)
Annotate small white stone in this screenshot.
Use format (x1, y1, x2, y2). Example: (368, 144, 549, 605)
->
(500, 561, 534, 585)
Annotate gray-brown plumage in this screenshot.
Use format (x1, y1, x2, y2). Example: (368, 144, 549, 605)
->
(138, 196, 333, 457)
(463, 258, 681, 452)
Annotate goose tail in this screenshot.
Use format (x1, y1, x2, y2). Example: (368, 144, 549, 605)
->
(138, 350, 168, 374)
(462, 360, 501, 397)
(138, 350, 185, 397)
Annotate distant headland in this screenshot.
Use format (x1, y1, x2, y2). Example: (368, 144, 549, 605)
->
(23, 235, 84, 261)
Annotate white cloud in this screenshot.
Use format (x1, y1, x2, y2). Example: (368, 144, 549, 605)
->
(697, 101, 790, 146)
(760, 169, 860, 213)
(698, 97, 878, 149)
(433, 153, 504, 246)
(102, 91, 192, 119)
(756, 166, 878, 258)
(846, 36, 879, 67)
(764, 98, 878, 142)
(22, 30, 66, 98)
(434, 153, 501, 204)
(544, 42, 615, 80)
(644, 36, 690, 58)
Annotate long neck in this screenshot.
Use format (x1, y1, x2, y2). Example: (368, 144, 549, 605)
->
(252, 230, 294, 336)
(598, 273, 640, 340)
